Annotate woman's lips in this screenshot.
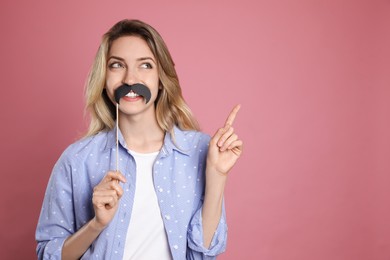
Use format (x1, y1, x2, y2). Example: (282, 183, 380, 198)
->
(122, 92, 143, 102)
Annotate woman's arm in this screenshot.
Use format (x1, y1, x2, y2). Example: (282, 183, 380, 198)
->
(61, 171, 126, 260)
(202, 105, 243, 248)
(61, 218, 104, 260)
(202, 169, 227, 248)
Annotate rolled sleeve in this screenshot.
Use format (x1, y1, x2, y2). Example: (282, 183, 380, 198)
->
(36, 237, 67, 260)
(187, 204, 228, 258)
(35, 153, 75, 260)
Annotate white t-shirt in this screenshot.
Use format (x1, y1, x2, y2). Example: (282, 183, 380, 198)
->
(122, 150, 172, 260)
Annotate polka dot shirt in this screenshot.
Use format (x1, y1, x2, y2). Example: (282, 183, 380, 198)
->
(36, 126, 227, 259)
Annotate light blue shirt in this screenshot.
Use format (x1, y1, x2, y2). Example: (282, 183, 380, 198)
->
(36, 126, 227, 259)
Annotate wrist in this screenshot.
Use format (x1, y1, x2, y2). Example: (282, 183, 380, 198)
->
(89, 217, 106, 233)
(205, 172, 227, 197)
(206, 166, 228, 184)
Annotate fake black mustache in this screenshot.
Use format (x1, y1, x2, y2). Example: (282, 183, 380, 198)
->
(114, 83, 152, 104)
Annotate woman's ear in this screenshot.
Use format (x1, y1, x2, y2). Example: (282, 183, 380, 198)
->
(158, 80, 163, 90)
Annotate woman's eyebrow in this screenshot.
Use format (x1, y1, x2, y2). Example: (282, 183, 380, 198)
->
(107, 56, 125, 61)
(107, 56, 156, 63)
(137, 56, 156, 63)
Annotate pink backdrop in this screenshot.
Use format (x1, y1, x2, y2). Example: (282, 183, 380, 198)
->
(1, 1, 389, 259)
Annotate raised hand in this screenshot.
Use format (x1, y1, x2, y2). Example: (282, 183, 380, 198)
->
(91, 171, 126, 230)
(207, 105, 243, 175)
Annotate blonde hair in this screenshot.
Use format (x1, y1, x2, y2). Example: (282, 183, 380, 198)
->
(84, 19, 199, 137)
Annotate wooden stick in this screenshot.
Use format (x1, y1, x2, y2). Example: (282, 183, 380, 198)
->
(116, 103, 119, 172)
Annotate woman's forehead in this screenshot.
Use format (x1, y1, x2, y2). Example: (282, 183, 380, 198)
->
(109, 36, 154, 57)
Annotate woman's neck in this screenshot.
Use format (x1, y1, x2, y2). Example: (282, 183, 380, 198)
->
(118, 112, 165, 153)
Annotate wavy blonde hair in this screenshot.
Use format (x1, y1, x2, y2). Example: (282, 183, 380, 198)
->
(84, 19, 199, 137)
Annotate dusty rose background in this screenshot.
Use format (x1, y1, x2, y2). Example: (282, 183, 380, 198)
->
(0, 0, 389, 259)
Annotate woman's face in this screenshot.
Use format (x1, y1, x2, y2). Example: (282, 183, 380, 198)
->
(105, 35, 160, 117)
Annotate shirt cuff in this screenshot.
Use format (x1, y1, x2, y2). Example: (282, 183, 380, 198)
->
(187, 207, 228, 256)
(36, 237, 66, 260)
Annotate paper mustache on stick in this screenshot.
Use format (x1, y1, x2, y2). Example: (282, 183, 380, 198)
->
(114, 83, 152, 104)
(113, 83, 152, 172)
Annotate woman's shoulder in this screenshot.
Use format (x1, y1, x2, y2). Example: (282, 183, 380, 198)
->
(59, 130, 112, 162)
(174, 127, 210, 142)
(170, 127, 211, 155)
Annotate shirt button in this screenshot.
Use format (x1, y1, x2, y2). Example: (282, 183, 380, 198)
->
(159, 188, 163, 192)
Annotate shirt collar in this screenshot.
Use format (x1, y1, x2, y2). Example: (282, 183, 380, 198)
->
(162, 126, 191, 156)
(104, 125, 191, 156)
(105, 124, 128, 151)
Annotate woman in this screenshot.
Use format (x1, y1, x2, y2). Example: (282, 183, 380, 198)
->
(36, 19, 242, 260)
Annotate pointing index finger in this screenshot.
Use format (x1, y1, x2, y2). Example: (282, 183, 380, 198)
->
(225, 104, 241, 126)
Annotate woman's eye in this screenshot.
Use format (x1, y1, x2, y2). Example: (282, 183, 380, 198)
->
(140, 63, 153, 69)
(109, 62, 123, 69)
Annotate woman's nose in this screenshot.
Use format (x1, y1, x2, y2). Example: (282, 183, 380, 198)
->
(123, 69, 138, 85)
